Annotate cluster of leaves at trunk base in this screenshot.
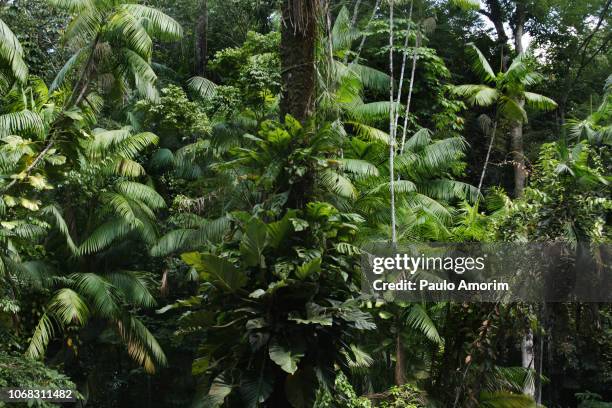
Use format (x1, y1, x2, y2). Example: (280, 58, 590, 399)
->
(171, 200, 374, 407)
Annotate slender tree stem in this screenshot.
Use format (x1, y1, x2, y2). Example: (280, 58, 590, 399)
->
(393, 0, 414, 134)
(477, 120, 497, 194)
(388, 0, 397, 245)
(352, 0, 381, 64)
(350, 0, 362, 26)
(399, 32, 420, 155)
(69, 34, 100, 107)
(343, 0, 362, 64)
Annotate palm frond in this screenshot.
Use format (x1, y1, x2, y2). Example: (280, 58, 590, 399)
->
(187, 76, 218, 100)
(419, 180, 480, 203)
(347, 121, 390, 144)
(331, 6, 360, 52)
(349, 101, 398, 123)
(106, 270, 156, 308)
(71, 272, 120, 318)
(51, 47, 88, 91)
(151, 216, 230, 256)
(48, 0, 93, 13)
(336, 158, 379, 176)
(524, 92, 557, 111)
(111, 158, 147, 177)
(78, 218, 133, 255)
(48, 288, 90, 326)
(115, 181, 165, 210)
(41, 205, 79, 255)
(405, 304, 443, 344)
(121, 4, 183, 41)
(348, 63, 391, 93)
(108, 10, 153, 59)
(102, 192, 139, 226)
(449, 0, 480, 10)
(116, 315, 167, 373)
(0, 19, 28, 82)
(122, 48, 157, 83)
(320, 169, 357, 198)
(452, 85, 499, 107)
(403, 128, 432, 152)
(25, 312, 56, 359)
(466, 43, 496, 83)
(0, 110, 44, 137)
(405, 193, 453, 224)
(64, 8, 102, 48)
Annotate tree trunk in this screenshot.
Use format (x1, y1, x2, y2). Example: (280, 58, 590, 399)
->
(511, 4, 527, 197)
(521, 328, 535, 397)
(195, 0, 208, 75)
(394, 329, 406, 385)
(477, 120, 497, 194)
(510, 117, 526, 197)
(279, 0, 317, 124)
(512, 2, 526, 54)
(486, 0, 508, 45)
(535, 330, 544, 404)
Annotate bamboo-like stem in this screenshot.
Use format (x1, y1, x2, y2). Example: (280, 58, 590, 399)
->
(352, 0, 381, 64)
(399, 32, 420, 155)
(477, 120, 497, 194)
(392, 0, 414, 134)
(388, 0, 396, 244)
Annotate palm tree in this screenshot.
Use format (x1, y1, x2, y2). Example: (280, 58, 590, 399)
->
(453, 44, 557, 196)
(49, 0, 183, 106)
(25, 125, 168, 373)
(0, 18, 28, 91)
(0, 79, 168, 373)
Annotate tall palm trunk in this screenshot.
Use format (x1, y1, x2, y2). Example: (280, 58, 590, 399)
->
(195, 0, 208, 75)
(511, 7, 526, 197)
(510, 116, 526, 197)
(394, 327, 406, 385)
(280, 0, 317, 124)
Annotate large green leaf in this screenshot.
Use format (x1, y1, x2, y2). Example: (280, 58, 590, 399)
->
(266, 211, 295, 249)
(269, 342, 303, 375)
(240, 218, 268, 267)
(295, 257, 321, 280)
(182, 253, 246, 292)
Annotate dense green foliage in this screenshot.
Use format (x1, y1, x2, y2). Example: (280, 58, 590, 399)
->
(0, 0, 610, 407)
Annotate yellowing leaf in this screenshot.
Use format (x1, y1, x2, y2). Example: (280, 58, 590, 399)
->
(3, 195, 17, 207)
(28, 174, 53, 190)
(20, 197, 40, 211)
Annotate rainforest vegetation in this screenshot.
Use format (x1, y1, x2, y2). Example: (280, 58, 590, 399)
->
(0, 0, 610, 406)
